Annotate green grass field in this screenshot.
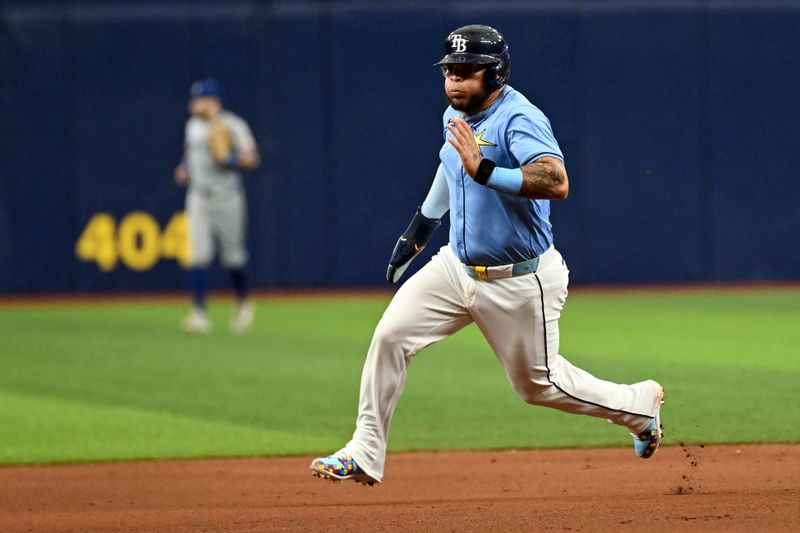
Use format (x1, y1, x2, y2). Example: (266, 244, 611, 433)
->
(0, 288, 798, 465)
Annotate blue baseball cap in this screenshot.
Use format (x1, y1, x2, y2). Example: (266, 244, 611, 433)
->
(190, 78, 221, 99)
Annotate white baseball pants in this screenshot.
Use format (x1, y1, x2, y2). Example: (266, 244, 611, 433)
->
(345, 244, 661, 482)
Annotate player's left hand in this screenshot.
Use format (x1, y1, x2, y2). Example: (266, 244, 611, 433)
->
(446, 117, 481, 177)
(386, 208, 442, 283)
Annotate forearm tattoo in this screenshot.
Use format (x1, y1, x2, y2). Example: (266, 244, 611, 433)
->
(519, 158, 568, 199)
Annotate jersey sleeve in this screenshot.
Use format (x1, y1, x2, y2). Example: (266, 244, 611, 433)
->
(183, 119, 191, 147)
(505, 106, 563, 166)
(420, 163, 450, 219)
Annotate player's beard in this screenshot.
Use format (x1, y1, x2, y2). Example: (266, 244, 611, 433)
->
(446, 84, 493, 115)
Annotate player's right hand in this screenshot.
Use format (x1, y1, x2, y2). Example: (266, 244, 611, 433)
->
(446, 117, 482, 178)
(174, 163, 189, 187)
(387, 237, 420, 283)
(386, 209, 442, 283)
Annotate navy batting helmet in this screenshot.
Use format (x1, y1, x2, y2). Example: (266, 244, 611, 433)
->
(435, 25, 511, 89)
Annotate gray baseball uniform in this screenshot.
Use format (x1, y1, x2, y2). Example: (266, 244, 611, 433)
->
(183, 111, 257, 268)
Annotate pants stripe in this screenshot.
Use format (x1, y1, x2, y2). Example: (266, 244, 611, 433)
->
(534, 273, 654, 420)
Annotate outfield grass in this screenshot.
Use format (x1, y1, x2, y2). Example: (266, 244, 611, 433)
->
(0, 288, 798, 465)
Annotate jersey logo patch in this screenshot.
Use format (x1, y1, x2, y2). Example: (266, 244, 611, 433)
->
(474, 130, 496, 154)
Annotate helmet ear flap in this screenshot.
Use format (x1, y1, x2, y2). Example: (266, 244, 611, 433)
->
(486, 61, 510, 90)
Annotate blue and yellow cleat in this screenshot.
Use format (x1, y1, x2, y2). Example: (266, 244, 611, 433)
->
(310, 451, 377, 486)
(633, 385, 665, 459)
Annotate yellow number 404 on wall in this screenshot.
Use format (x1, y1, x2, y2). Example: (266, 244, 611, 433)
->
(75, 212, 189, 272)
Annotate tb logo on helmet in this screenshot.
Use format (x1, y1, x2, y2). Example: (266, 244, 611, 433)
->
(451, 34, 467, 52)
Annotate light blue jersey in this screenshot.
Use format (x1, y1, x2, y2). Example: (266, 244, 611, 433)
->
(439, 85, 563, 265)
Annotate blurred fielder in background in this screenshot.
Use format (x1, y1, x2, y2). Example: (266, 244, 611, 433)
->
(311, 25, 664, 485)
(174, 79, 260, 334)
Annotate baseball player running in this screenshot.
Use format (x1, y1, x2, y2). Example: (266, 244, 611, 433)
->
(174, 79, 260, 334)
(310, 25, 664, 485)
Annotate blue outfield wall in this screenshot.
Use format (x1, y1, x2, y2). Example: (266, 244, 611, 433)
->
(1, 1, 799, 293)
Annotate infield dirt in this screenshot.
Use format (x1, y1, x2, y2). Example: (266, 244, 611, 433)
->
(1, 444, 797, 532)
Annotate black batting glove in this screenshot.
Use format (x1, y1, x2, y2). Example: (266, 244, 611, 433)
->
(387, 208, 442, 283)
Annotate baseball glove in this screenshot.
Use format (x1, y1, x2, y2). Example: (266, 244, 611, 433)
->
(207, 120, 234, 165)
